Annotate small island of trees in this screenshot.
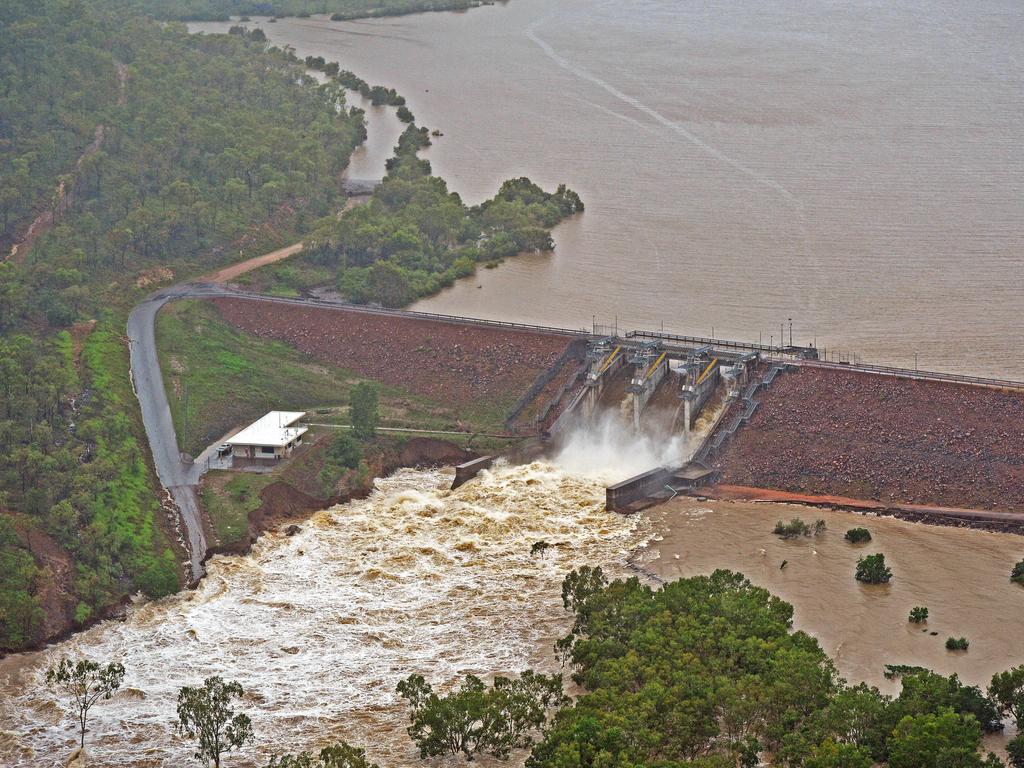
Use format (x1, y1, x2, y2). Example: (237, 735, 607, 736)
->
(856, 553, 893, 583)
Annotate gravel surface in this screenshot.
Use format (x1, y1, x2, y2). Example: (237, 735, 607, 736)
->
(713, 367, 1024, 512)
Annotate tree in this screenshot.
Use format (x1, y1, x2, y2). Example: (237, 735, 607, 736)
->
(267, 741, 378, 768)
(804, 740, 872, 768)
(989, 666, 1024, 725)
(1007, 733, 1024, 768)
(1011, 559, 1024, 586)
(844, 527, 871, 544)
(909, 606, 929, 624)
(348, 381, 379, 440)
(560, 565, 607, 613)
(175, 676, 253, 768)
(946, 637, 969, 651)
(46, 656, 125, 749)
(397, 670, 567, 760)
(887, 710, 985, 768)
(855, 553, 892, 584)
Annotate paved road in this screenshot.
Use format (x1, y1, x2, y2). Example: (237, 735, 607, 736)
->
(127, 284, 222, 582)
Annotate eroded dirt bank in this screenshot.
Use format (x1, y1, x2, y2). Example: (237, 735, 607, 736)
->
(711, 367, 1024, 514)
(203, 437, 476, 558)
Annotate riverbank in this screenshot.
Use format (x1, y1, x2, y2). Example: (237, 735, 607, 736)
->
(201, 434, 476, 557)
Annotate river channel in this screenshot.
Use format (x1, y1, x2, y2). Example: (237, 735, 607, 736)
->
(192, 0, 1023, 378)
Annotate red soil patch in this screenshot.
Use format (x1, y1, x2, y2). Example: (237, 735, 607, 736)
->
(712, 367, 1024, 512)
(210, 297, 575, 415)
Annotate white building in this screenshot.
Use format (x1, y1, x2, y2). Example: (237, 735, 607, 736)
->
(226, 411, 307, 463)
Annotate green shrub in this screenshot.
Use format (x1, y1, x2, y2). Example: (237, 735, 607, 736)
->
(773, 518, 810, 539)
(1011, 559, 1024, 586)
(845, 527, 872, 544)
(908, 606, 929, 624)
(946, 637, 969, 651)
(328, 433, 363, 469)
(855, 553, 892, 584)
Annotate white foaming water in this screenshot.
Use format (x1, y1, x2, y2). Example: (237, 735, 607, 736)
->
(0, 463, 647, 767)
(551, 411, 690, 484)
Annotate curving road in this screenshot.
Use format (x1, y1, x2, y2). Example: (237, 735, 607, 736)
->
(127, 283, 225, 582)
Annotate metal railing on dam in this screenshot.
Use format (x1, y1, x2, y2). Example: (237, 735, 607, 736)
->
(795, 359, 1024, 392)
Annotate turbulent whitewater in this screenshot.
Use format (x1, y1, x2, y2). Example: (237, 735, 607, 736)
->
(0, 463, 648, 767)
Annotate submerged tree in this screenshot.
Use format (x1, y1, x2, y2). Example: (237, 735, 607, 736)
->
(175, 676, 253, 768)
(855, 554, 892, 584)
(845, 527, 872, 544)
(46, 656, 125, 749)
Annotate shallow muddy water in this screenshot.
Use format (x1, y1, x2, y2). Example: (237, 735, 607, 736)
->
(642, 500, 1024, 696)
(193, 1, 1024, 377)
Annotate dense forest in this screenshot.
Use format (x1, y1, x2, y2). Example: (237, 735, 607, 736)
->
(302, 127, 583, 307)
(111, 0, 490, 22)
(0, 0, 364, 651)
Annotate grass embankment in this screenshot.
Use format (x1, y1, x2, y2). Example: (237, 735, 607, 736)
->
(155, 299, 506, 457)
(200, 472, 272, 545)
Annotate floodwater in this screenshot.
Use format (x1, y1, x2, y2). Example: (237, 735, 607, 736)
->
(642, 501, 1024, 698)
(4, 429, 1024, 764)
(192, 1, 1023, 378)
(0, 464, 648, 766)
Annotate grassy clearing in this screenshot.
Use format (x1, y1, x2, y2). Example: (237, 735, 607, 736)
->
(155, 299, 471, 456)
(200, 472, 273, 547)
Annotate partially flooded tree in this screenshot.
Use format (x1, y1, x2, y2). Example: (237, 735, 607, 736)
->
(175, 676, 253, 768)
(855, 554, 892, 584)
(530, 541, 551, 558)
(46, 656, 125, 749)
(989, 666, 1024, 726)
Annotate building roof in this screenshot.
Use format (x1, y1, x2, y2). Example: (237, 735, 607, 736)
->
(226, 411, 307, 448)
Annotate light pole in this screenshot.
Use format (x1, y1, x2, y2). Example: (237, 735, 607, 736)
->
(788, 318, 793, 347)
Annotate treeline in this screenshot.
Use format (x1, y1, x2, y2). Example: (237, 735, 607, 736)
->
(108, 0, 490, 22)
(529, 567, 1020, 768)
(305, 56, 407, 108)
(0, 0, 366, 651)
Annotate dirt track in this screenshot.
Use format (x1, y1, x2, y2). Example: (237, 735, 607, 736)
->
(211, 297, 575, 415)
(712, 367, 1024, 513)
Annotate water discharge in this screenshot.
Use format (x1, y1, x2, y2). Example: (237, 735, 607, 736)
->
(551, 410, 690, 484)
